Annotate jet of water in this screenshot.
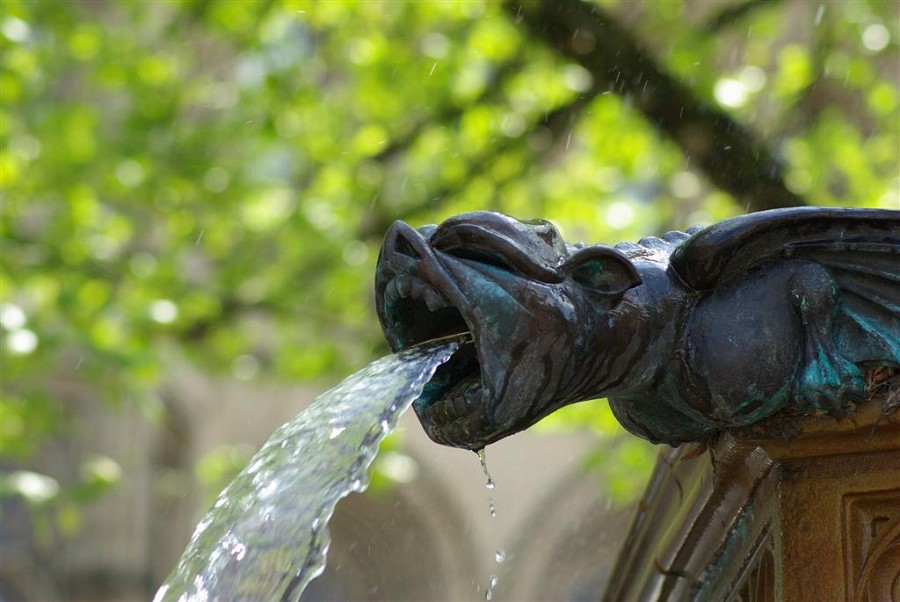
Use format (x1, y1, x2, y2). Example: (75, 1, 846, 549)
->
(154, 336, 464, 602)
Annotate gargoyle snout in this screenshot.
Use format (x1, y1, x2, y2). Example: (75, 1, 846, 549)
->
(375, 220, 470, 352)
(381, 221, 432, 265)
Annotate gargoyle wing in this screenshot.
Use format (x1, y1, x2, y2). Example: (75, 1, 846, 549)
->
(670, 207, 900, 365)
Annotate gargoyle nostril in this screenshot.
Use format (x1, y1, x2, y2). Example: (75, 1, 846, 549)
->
(395, 233, 421, 259)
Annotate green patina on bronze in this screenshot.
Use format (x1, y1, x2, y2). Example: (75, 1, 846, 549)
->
(374, 208, 900, 450)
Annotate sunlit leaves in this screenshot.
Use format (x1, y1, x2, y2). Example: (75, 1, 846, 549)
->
(1, 0, 896, 539)
(616, 0, 898, 212)
(774, 45, 814, 100)
(0, 394, 59, 459)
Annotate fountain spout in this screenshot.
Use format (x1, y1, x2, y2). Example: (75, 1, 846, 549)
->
(374, 207, 900, 448)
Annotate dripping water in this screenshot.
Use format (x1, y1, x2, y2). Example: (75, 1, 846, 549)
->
(486, 574, 499, 601)
(477, 448, 497, 517)
(477, 447, 496, 491)
(476, 448, 504, 601)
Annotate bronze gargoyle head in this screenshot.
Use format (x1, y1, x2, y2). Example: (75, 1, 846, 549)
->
(375, 211, 643, 450)
(375, 208, 899, 451)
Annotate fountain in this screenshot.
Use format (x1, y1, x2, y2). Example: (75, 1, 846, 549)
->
(374, 208, 899, 448)
(157, 206, 897, 600)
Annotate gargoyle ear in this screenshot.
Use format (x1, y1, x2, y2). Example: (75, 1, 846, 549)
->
(564, 246, 641, 296)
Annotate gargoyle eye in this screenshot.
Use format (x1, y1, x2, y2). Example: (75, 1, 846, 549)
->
(565, 246, 642, 296)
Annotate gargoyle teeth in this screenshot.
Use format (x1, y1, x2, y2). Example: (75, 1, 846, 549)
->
(385, 278, 401, 301)
(396, 275, 412, 298)
(394, 276, 450, 312)
(423, 288, 449, 311)
(408, 278, 429, 299)
(423, 378, 483, 424)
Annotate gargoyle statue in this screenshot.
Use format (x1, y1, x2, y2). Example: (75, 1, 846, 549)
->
(374, 207, 899, 450)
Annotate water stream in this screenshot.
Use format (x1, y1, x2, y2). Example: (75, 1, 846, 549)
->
(154, 335, 464, 602)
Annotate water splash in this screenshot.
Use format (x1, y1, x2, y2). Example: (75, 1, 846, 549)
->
(154, 335, 464, 602)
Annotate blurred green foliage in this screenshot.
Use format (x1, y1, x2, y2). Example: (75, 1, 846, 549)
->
(1, 0, 897, 526)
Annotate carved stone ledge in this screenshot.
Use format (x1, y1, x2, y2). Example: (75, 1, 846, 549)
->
(604, 389, 900, 602)
(844, 488, 900, 602)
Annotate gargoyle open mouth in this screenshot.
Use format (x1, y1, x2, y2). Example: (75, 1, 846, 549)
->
(375, 220, 493, 449)
(380, 283, 483, 426)
(375, 211, 642, 450)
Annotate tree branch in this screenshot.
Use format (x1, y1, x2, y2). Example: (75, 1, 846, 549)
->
(506, 0, 804, 212)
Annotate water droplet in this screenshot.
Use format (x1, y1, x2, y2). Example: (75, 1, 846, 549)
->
(476, 448, 496, 490)
(485, 574, 498, 600)
(495, 549, 506, 563)
(489, 502, 496, 518)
